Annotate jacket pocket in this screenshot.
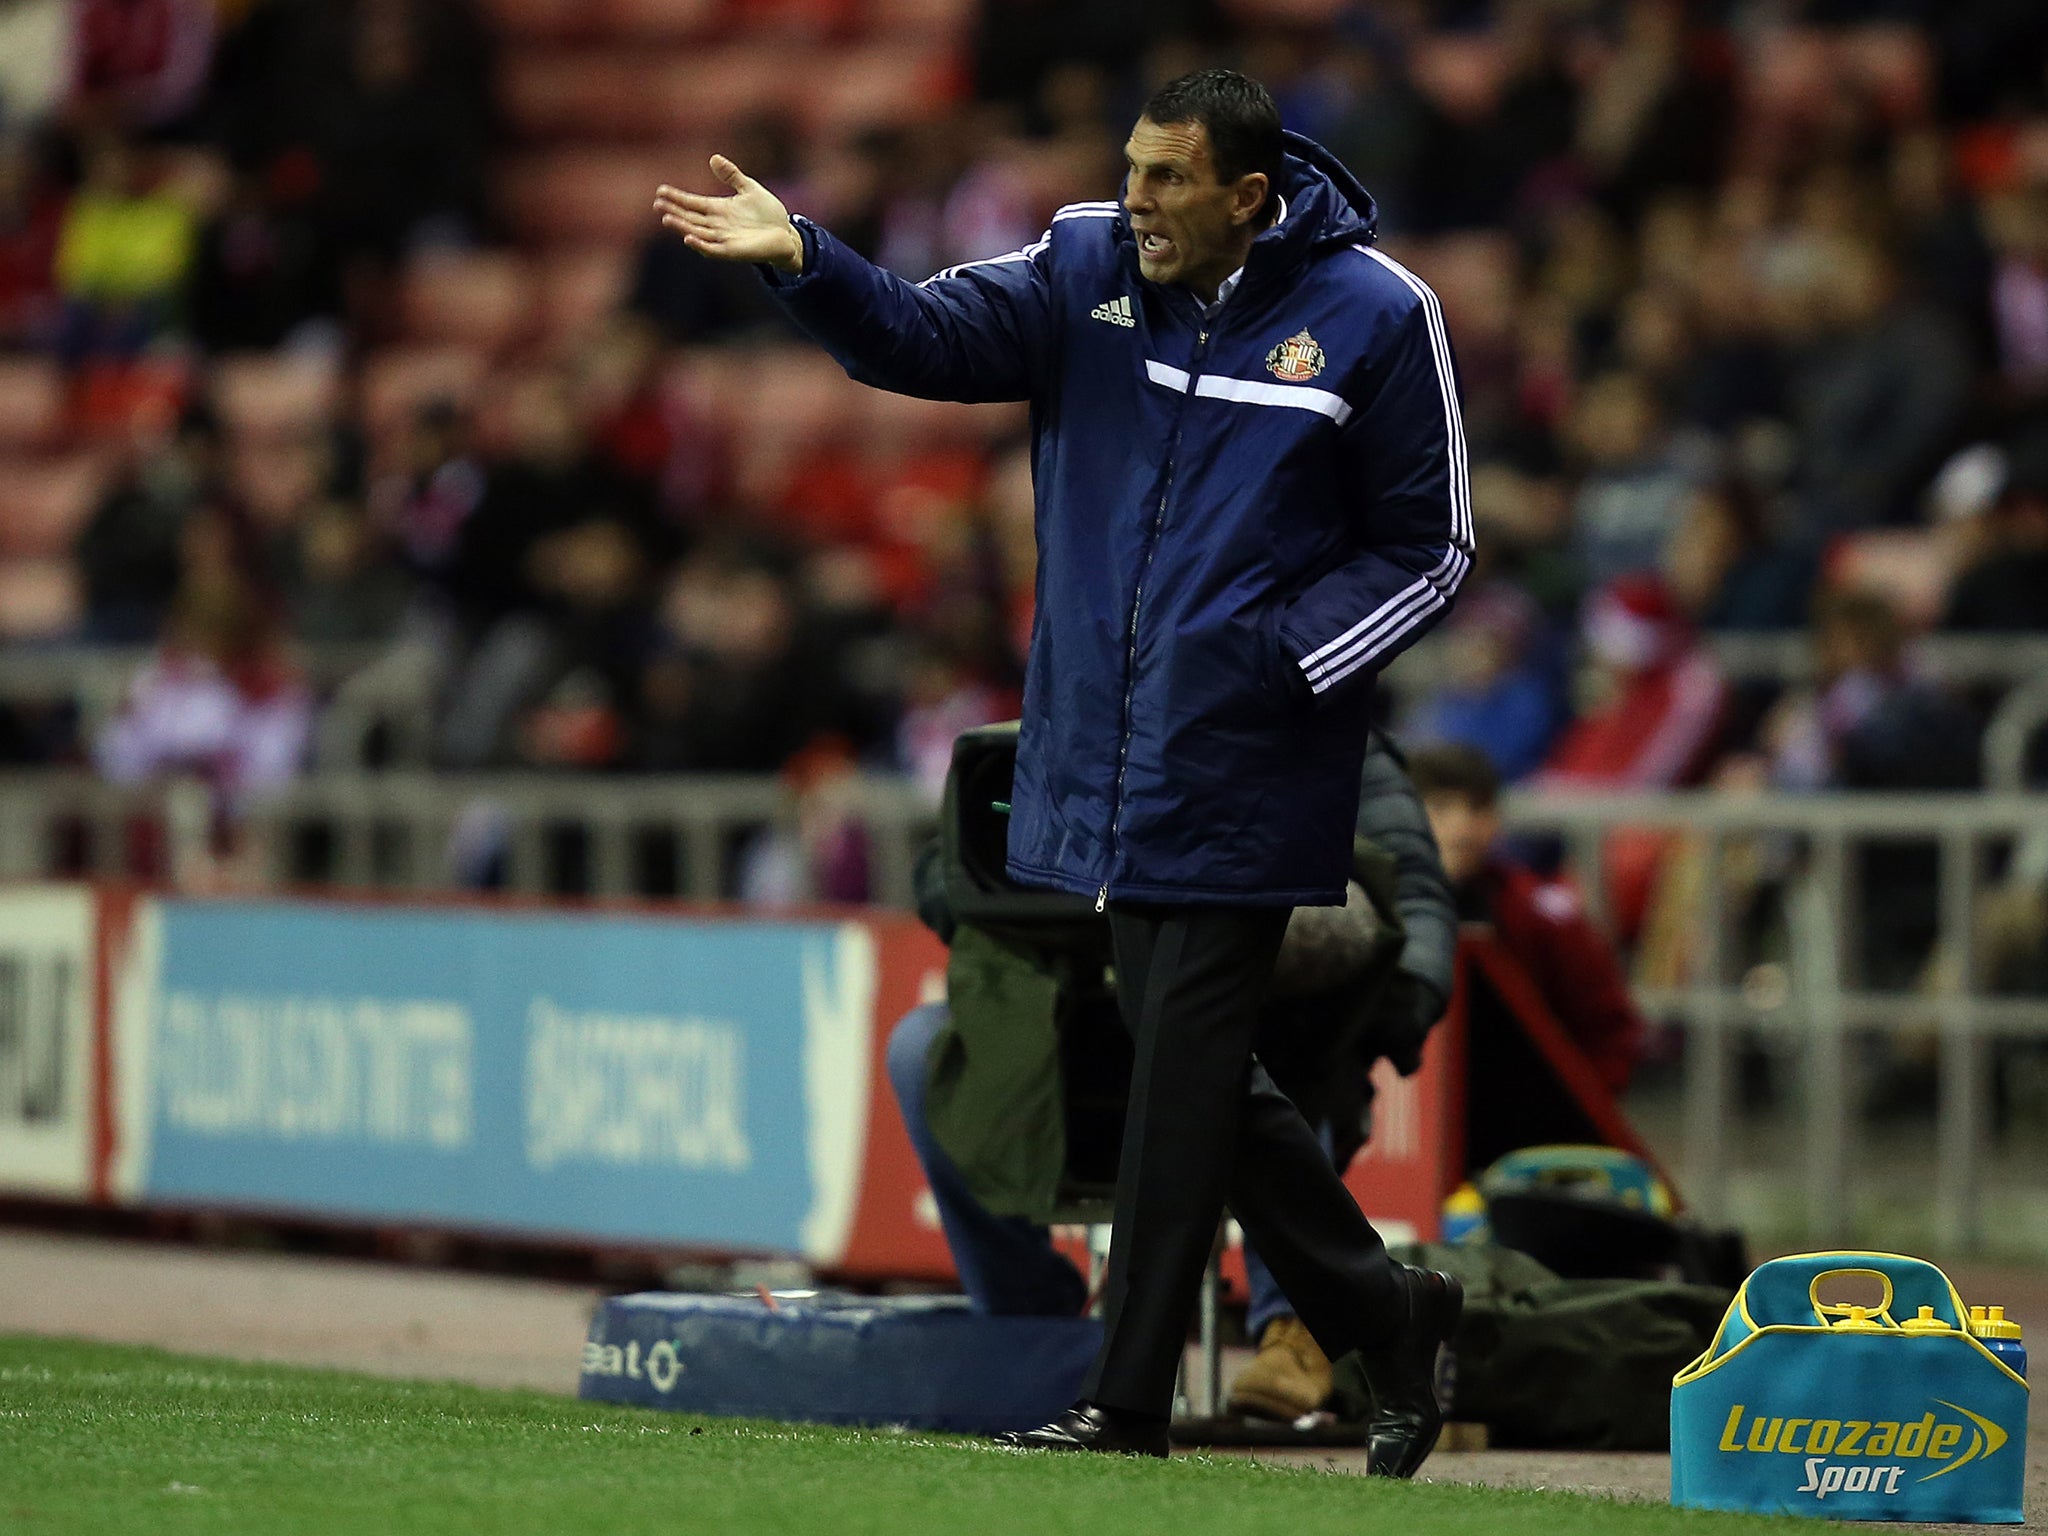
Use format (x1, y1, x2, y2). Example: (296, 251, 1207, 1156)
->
(1259, 598, 1315, 716)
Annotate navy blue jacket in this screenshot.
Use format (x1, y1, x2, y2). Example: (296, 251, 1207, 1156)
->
(766, 132, 1471, 906)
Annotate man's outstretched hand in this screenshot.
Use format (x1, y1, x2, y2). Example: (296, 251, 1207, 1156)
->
(653, 156, 803, 272)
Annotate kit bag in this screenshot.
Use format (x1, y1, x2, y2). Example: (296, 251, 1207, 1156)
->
(1670, 1251, 2028, 1523)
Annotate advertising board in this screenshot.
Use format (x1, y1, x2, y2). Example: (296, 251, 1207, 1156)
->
(111, 897, 950, 1267)
(0, 884, 97, 1198)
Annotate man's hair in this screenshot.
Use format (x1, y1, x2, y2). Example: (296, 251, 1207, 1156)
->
(1141, 68, 1284, 215)
(1407, 744, 1502, 810)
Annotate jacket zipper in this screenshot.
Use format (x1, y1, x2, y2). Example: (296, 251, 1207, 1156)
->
(1099, 317, 1213, 914)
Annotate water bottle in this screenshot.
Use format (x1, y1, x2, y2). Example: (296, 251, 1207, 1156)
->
(1440, 1183, 1487, 1244)
(1970, 1305, 2028, 1379)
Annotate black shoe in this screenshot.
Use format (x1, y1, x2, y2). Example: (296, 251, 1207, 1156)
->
(991, 1402, 1170, 1458)
(1356, 1265, 1464, 1478)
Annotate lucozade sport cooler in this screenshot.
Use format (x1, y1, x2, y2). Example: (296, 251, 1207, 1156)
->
(1670, 1251, 2028, 1523)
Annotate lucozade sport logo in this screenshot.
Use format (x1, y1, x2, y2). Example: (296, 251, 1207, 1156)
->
(1715, 1400, 2012, 1501)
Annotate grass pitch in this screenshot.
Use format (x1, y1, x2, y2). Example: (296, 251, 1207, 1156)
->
(0, 1334, 1795, 1535)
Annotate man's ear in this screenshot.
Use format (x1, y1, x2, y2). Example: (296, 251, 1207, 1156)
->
(1232, 172, 1271, 227)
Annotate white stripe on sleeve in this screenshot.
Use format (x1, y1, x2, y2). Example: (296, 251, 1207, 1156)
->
(1354, 245, 1472, 548)
(1301, 545, 1471, 693)
(920, 235, 1049, 287)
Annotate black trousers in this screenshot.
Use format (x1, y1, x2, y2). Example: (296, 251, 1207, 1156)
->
(1082, 903, 1406, 1419)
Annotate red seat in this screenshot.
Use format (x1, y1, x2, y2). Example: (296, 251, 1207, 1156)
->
(400, 250, 539, 352)
(0, 453, 110, 559)
(865, 0, 974, 37)
(475, 0, 597, 44)
(0, 557, 82, 639)
(791, 42, 964, 136)
(712, 348, 863, 506)
(67, 360, 192, 444)
(500, 148, 694, 246)
(212, 353, 343, 445)
(662, 347, 740, 424)
(502, 51, 674, 142)
(597, 0, 726, 40)
(636, 47, 790, 138)
(0, 358, 65, 451)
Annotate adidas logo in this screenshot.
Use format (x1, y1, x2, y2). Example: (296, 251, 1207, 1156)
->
(1090, 296, 1134, 328)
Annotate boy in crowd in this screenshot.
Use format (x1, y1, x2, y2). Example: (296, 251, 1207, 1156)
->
(1408, 744, 1644, 1093)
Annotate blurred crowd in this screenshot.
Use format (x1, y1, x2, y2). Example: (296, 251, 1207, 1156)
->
(3, 0, 2048, 845)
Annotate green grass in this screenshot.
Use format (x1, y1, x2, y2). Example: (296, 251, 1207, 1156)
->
(0, 1334, 1798, 1536)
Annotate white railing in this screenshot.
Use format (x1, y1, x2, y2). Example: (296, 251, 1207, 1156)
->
(1499, 789, 2048, 1255)
(0, 769, 940, 908)
(3, 767, 2044, 1254)
(15, 631, 2048, 771)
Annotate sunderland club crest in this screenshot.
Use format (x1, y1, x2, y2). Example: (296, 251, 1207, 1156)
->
(1265, 328, 1326, 382)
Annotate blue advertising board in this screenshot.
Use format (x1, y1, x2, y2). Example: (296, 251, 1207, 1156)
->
(114, 899, 882, 1262)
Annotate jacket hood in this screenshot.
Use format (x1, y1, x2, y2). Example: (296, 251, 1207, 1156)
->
(1248, 131, 1379, 278)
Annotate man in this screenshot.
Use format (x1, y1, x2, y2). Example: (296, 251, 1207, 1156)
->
(887, 730, 1456, 1421)
(655, 68, 1471, 1471)
(1408, 744, 1644, 1092)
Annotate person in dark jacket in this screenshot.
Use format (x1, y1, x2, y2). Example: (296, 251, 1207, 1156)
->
(656, 69, 1470, 1471)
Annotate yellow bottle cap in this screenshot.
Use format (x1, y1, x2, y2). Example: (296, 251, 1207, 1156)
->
(1902, 1305, 1953, 1335)
(1834, 1305, 1886, 1333)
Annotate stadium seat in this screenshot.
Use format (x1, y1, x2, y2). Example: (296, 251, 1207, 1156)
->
(400, 250, 540, 351)
(661, 347, 740, 424)
(212, 353, 343, 445)
(792, 42, 963, 136)
(724, 0, 859, 38)
(67, 360, 192, 443)
(500, 51, 723, 143)
(499, 51, 607, 142)
(359, 346, 492, 441)
(636, 47, 791, 138)
(500, 148, 692, 245)
(714, 349, 864, 504)
(475, 0, 598, 44)
(597, 0, 725, 40)
(0, 357, 65, 451)
(0, 557, 82, 638)
(0, 453, 109, 560)
(535, 246, 632, 349)
(865, 0, 974, 38)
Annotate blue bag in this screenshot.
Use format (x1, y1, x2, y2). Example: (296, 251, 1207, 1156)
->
(579, 1291, 1101, 1435)
(1671, 1251, 2028, 1523)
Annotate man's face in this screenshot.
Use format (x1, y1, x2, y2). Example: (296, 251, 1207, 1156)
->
(1423, 791, 1499, 887)
(1123, 117, 1265, 298)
